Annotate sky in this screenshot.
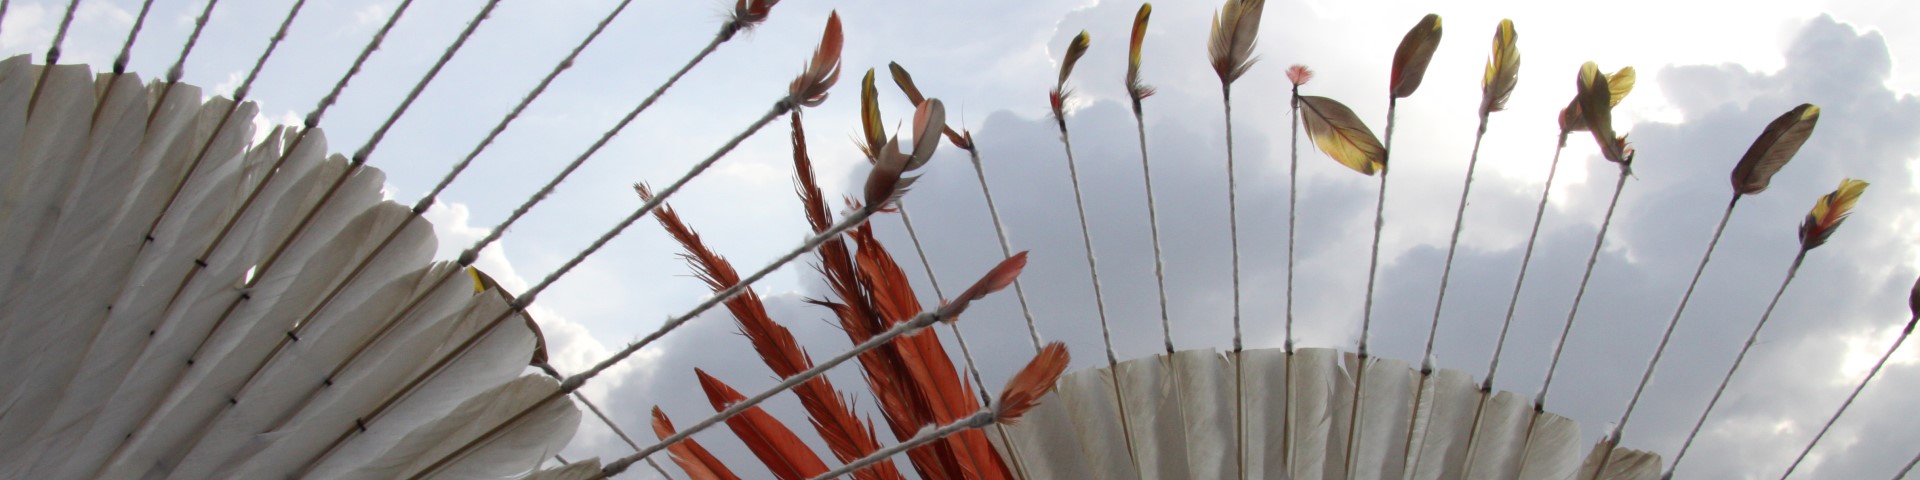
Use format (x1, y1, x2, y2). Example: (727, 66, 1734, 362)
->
(5, 0, 1920, 478)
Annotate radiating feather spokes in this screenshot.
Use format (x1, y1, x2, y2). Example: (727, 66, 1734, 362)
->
(1799, 178, 1867, 250)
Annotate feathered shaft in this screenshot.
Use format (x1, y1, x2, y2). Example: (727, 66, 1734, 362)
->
(1047, 29, 1140, 472)
(1207, 0, 1263, 84)
(805, 343, 1068, 480)
(636, 181, 901, 479)
(1349, 16, 1442, 470)
(1668, 179, 1867, 478)
(1125, 3, 1172, 353)
(600, 261, 1033, 478)
(693, 371, 831, 479)
(1410, 19, 1517, 464)
(1285, 65, 1311, 352)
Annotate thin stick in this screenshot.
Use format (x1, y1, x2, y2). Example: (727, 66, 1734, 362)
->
(963, 144, 1043, 352)
(1133, 103, 1173, 353)
(1282, 85, 1303, 474)
(1665, 250, 1810, 478)
(895, 201, 992, 402)
(1345, 97, 1398, 474)
(1893, 448, 1920, 479)
(1404, 112, 1493, 470)
(109, 0, 156, 75)
(1513, 161, 1631, 476)
(1054, 102, 1139, 471)
(1587, 195, 1741, 476)
(1537, 163, 1632, 408)
(1781, 316, 1917, 478)
(1458, 130, 1568, 478)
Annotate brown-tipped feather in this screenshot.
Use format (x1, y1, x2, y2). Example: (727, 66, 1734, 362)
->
(996, 342, 1071, 424)
(939, 252, 1029, 321)
(653, 407, 743, 480)
(1390, 13, 1444, 98)
(695, 370, 831, 480)
(789, 12, 844, 108)
(638, 177, 903, 479)
(1208, 0, 1265, 84)
(1732, 104, 1820, 194)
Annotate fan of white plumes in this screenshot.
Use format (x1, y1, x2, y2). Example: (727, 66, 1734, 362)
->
(0, 56, 578, 480)
(993, 347, 1661, 480)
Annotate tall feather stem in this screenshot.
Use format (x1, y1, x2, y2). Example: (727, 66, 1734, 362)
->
(805, 409, 999, 480)
(1403, 111, 1492, 469)
(0, 0, 10, 40)
(1780, 315, 1918, 478)
(83, 0, 153, 122)
(1221, 83, 1251, 479)
(1895, 448, 1920, 479)
(1521, 162, 1632, 479)
(292, 100, 792, 477)
(1665, 249, 1810, 477)
(1458, 129, 1569, 478)
(1588, 194, 1742, 477)
(965, 144, 1044, 353)
(601, 309, 944, 477)
(1134, 103, 1173, 353)
(1345, 97, 1398, 474)
(1054, 98, 1140, 471)
(1536, 162, 1631, 409)
(167, 0, 657, 456)
(1282, 84, 1303, 472)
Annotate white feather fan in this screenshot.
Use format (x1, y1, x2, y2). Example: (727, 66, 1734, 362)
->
(0, 57, 578, 479)
(995, 347, 1661, 480)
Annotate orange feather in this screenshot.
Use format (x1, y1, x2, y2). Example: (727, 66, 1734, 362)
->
(694, 370, 831, 480)
(651, 407, 742, 480)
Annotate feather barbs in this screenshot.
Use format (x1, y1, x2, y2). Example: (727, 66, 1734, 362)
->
(995, 342, 1070, 424)
(1298, 95, 1387, 175)
(788, 12, 844, 109)
(1127, 4, 1155, 106)
(1208, 0, 1264, 85)
(937, 252, 1029, 322)
(1287, 64, 1313, 87)
(1731, 104, 1820, 195)
(1390, 13, 1443, 98)
(1799, 178, 1867, 250)
(1052, 31, 1092, 121)
(1481, 19, 1519, 115)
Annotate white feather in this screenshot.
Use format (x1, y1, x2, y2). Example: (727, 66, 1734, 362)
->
(1518, 413, 1582, 480)
(1117, 355, 1190, 479)
(1173, 348, 1240, 480)
(1235, 348, 1288, 478)
(527, 458, 605, 480)
(1576, 438, 1661, 480)
(1404, 368, 1477, 480)
(1058, 365, 1140, 479)
(1350, 357, 1415, 480)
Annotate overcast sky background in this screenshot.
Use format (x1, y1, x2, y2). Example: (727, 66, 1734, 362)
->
(6, 0, 1920, 478)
